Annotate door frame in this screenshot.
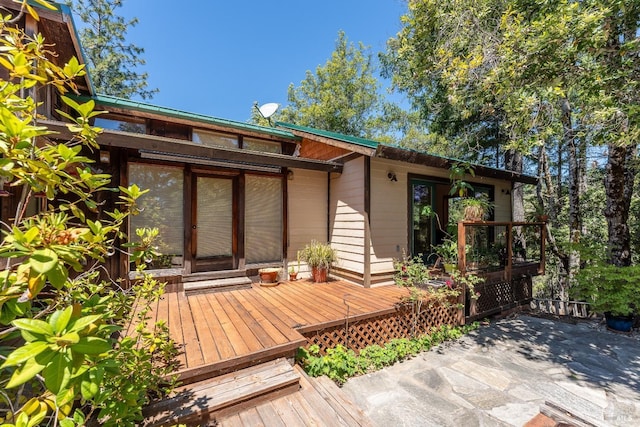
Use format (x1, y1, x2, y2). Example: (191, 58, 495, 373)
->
(190, 170, 240, 272)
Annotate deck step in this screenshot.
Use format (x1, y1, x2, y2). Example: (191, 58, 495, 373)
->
(143, 358, 300, 426)
(182, 269, 248, 282)
(183, 276, 252, 294)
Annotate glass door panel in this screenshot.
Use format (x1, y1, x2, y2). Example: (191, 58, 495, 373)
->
(411, 181, 435, 259)
(245, 175, 282, 264)
(194, 176, 233, 271)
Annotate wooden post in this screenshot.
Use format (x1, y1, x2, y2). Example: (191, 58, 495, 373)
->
(539, 222, 546, 275)
(363, 212, 371, 288)
(506, 223, 513, 282)
(457, 222, 466, 273)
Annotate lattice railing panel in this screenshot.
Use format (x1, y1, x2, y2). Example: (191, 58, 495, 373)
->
(471, 276, 532, 319)
(302, 303, 461, 355)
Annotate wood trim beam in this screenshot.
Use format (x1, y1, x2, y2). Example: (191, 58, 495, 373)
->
(288, 130, 376, 157)
(97, 105, 294, 143)
(41, 120, 343, 173)
(376, 145, 538, 185)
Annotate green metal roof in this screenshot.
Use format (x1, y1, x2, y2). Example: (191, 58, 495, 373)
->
(276, 121, 538, 183)
(276, 122, 379, 149)
(74, 94, 300, 141)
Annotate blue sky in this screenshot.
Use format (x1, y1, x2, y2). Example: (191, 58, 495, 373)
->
(87, 0, 409, 122)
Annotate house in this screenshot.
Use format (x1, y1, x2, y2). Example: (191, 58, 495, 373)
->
(2, 0, 542, 299)
(1, 4, 548, 420)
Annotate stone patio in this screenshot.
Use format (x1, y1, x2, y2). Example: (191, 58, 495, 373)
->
(341, 315, 640, 426)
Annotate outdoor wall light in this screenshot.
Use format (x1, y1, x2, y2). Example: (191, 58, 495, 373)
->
(99, 150, 111, 164)
(387, 171, 398, 182)
(501, 188, 511, 195)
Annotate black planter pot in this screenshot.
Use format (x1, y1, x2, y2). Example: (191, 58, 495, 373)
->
(604, 312, 634, 333)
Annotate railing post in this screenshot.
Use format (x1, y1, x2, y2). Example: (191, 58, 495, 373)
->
(539, 222, 546, 275)
(457, 221, 466, 273)
(506, 223, 513, 282)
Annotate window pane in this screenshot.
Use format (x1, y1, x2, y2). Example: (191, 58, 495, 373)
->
(196, 177, 232, 257)
(412, 183, 433, 257)
(243, 137, 282, 154)
(129, 163, 184, 269)
(193, 129, 239, 149)
(95, 117, 146, 134)
(245, 175, 282, 263)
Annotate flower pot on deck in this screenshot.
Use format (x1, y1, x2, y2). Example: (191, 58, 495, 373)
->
(443, 263, 457, 274)
(259, 268, 279, 284)
(312, 266, 328, 283)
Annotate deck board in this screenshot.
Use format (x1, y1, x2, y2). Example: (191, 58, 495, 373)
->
(133, 278, 409, 383)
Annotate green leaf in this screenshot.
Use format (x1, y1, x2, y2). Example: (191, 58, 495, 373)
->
(81, 376, 99, 400)
(47, 262, 68, 289)
(0, 341, 48, 368)
(67, 314, 102, 333)
(43, 352, 71, 394)
(29, 249, 59, 274)
(6, 349, 56, 388)
(13, 318, 53, 337)
(71, 337, 111, 355)
(50, 306, 73, 334)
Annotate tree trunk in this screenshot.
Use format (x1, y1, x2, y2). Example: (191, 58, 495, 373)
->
(604, 143, 636, 267)
(559, 97, 580, 301)
(505, 149, 524, 221)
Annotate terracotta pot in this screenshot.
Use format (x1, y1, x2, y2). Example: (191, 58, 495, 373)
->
(312, 266, 328, 283)
(289, 271, 298, 281)
(259, 268, 279, 283)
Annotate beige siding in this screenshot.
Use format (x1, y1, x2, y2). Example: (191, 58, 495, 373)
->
(369, 158, 515, 274)
(330, 157, 365, 274)
(288, 169, 327, 276)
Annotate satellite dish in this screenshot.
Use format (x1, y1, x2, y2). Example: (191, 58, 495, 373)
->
(257, 102, 279, 119)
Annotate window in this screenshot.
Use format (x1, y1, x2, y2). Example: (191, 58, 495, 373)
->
(192, 129, 239, 149)
(243, 137, 282, 154)
(129, 163, 184, 270)
(245, 175, 282, 263)
(94, 117, 146, 134)
(410, 179, 436, 258)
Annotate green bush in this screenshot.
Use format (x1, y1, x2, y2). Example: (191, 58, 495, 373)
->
(297, 323, 480, 385)
(0, 4, 179, 425)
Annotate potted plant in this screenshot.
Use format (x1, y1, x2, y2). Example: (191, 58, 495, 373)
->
(462, 194, 493, 221)
(288, 265, 298, 281)
(298, 240, 337, 283)
(433, 239, 458, 273)
(574, 262, 640, 332)
(258, 267, 280, 285)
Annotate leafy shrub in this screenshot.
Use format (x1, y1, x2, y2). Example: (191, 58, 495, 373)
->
(297, 323, 480, 384)
(0, 4, 178, 425)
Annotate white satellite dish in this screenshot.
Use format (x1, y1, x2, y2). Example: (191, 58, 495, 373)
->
(257, 102, 280, 119)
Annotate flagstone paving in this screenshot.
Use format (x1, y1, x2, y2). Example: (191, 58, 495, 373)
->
(341, 315, 640, 426)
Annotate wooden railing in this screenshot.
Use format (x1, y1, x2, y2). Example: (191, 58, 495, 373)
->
(457, 221, 546, 279)
(457, 221, 546, 321)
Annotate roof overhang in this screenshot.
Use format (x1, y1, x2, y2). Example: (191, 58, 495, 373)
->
(41, 120, 343, 173)
(375, 145, 538, 184)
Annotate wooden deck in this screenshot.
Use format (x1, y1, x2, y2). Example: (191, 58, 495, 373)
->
(217, 365, 374, 427)
(143, 279, 411, 384)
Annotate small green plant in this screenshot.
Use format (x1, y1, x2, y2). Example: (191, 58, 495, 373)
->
(298, 240, 337, 269)
(296, 323, 480, 384)
(448, 269, 484, 300)
(449, 162, 475, 197)
(462, 194, 494, 221)
(393, 250, 431, 288)
(433, 238, 458, 264)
